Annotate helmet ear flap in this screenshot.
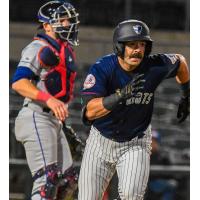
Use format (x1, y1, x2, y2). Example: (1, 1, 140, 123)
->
(113, 42, 124, 57)
(145, 41, 152, 56)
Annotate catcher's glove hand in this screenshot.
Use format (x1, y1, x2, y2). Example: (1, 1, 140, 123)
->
(177, 95, 190, 123)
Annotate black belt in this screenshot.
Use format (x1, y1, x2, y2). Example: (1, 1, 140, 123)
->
(24, 104, 51, 113)
(102, 132, 144, 142)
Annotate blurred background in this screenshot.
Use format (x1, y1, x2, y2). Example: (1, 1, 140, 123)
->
(9, 0, 190, 199)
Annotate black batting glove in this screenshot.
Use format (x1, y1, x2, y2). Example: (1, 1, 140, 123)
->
(177, 82, 190, 123)
(103, 74, 145, 110)
(117, 74, 145, 100)
(177, 95, 190, 123)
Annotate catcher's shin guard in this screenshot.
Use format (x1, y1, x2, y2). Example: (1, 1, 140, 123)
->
(32, 163, 62, 200)
(56, 167, 78, 200)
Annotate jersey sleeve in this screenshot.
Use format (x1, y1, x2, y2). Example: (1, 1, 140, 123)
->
(157, 54, 180, 79)
(17, 41, 44, 76)
(82, 62, 108, 97)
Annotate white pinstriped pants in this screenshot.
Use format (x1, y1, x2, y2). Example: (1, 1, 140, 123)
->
(78, 125, 152, 200)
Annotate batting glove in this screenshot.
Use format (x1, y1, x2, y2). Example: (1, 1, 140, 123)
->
(177, 82, 190, 123)
(117, 73, 145, 99)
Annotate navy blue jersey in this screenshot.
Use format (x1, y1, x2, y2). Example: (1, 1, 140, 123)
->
(82, 53, 180, 141)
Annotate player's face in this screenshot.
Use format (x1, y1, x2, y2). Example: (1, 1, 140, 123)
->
(122, 41, 146, 71)
(43, 17, 70, 40)
(58, 16, 70, 27)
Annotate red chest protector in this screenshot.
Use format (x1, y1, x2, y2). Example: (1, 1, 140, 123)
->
(36, 37, 77, 103)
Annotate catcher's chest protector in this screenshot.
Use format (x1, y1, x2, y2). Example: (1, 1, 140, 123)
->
(37, 38, 77, 103)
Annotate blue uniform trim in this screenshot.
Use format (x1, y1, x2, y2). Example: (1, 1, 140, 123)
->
(12, 66, 35, 83)
(33, 111, 48, 180)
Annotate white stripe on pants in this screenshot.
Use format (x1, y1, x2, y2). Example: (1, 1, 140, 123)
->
(78, 125, 152, 200)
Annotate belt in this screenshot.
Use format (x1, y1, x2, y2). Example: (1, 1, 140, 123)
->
(24, 103, 52, 114)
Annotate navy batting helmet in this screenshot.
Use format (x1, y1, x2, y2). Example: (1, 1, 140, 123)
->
(113, 19, 153, 57)
(38, 1, 80, 46)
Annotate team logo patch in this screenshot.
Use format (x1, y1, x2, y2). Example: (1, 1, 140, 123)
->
(83, 74, 96, 89)
(133, 25, 142, 34)
(165, 54, 178, 64)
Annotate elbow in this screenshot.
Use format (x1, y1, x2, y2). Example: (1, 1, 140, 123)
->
(85, 109, 96, 121)
(11, 81, 18, 91)
(12, 80, 22, 93)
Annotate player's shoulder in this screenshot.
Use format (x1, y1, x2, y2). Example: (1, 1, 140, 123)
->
(147, 53, 180, 65)
(95, 53, 116, 64)
(148, 53, 179, 63)
(89, 53, 117, 76)
(21, 39, 45, 55)
(92, 53, 117, 69)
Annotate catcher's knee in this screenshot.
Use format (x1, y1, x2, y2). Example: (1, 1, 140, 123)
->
(56, 166, 78, 200)
(31, 163, 62, 200)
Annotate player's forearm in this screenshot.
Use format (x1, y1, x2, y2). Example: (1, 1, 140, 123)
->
(86, 98, 111, 120)
(12, 78, 49, 101)
(175, 54, 190, 98)
(176, 54, 190, 84)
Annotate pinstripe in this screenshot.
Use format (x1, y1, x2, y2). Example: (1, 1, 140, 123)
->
(99, 135, 107, 198)
(119, 142, 126, 196)
(78, 126, 152, 200)
(87, 132, 97, 199)
(124, 141, 132, 198)
(96, 133, 104, 198)
(90, 133, 98, 199)
(80, 136, 88, 199)
(127, 139, 135, 199)
(134, 139, 140, 199)
(85, 135, 94, 199)
(93, 131, 102, 199)
(136, 138, 144, 197)
(137, 138, 145, 196)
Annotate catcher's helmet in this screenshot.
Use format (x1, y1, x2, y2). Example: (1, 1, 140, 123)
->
(113, 19, 153, 56)
(38, 1, 80, 46)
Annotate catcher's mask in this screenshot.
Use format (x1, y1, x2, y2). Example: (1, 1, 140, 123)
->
(38, 1, 80, 46)
(113, 19, 153, 57)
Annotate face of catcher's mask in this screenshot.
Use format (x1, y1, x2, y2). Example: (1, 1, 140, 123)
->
(51, 3, 80, 46)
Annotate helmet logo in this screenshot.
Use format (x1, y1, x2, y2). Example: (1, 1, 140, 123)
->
(133, 25, 142, 35)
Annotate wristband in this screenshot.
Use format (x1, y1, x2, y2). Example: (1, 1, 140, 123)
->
(102, 93, 121, 111)
(180, 81, 190, 97)
(36, 91, 51, 102)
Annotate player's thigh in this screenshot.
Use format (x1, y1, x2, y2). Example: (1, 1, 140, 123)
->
(57, 130, 73, 172)
(16, 110, 59, 173)
(116, 146, 150, 200)
(78, 134, 115, 200)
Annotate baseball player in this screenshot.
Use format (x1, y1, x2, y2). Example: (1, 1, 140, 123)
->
(11, 1, 79, 199)
(79, 20, 189, 200)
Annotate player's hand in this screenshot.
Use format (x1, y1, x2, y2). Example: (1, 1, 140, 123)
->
(118, 74, 145, 99)
(46, 97, 68, 121)
(177, 95, 189, 123)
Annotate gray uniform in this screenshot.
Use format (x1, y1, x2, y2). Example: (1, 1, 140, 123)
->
(14, 39, 73, 199)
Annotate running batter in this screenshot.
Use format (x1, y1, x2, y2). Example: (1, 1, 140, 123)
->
(78, 20, 190, 200)
(12, 1, 79, 199)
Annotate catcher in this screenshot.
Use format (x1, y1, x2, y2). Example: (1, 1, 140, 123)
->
(12, 1, 80, 199)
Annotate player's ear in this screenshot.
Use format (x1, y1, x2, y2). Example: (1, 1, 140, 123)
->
(43, 23, 52, 32)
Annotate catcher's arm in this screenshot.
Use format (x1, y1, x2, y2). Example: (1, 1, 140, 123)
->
(12, 78, 67, 121)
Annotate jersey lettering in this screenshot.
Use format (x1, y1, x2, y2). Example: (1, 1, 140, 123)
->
(126, 92, 153, 105)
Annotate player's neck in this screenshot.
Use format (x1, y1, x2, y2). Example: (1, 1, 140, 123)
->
(45, 32, 57, 41)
